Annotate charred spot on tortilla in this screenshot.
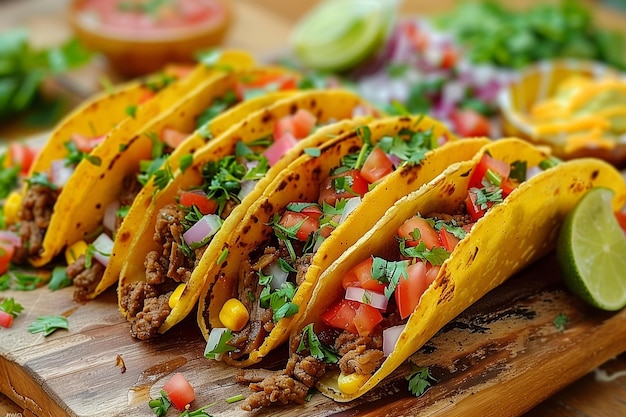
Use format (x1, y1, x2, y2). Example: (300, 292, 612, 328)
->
(442, 182, 456, 197)
(250, 215, 259, 224)
(242, 225, 251, 235)
(468, 247, 479, 263)
(399, 166, 422, 183)
(261, 111, 272, 124)
(118, 231, 131, 242)
(107, 152, 123, 171)
(590, 169, 600, 180)
(95, 203, 102, 210)
(260, 201, 273, 214)
(460, 168, 472, 178)
(569, 180, 586, 193)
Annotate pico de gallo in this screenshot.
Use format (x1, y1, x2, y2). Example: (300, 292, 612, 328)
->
(66, 71, 299, 303)
(118, 105, 325, 340)
(204, 123, 452, 363)
(236, 152, 556, 410)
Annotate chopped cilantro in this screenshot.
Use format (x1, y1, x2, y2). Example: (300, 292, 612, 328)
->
(0, 297, 23, 317)
(554, 313, 568, 331)
(539, 156, 562, 170)
(125, 104, 137, 118)
(148, 390, 171, 417)
(259, 281, 299, 322)
(406, 366, 437, 397)
(48, 266, 72, 291)
(297, 323, 339, 363)
(179, 154, 193, 173)
(204, 328, 236, 359)
(195, 90, 238, 133)
(399, 240, 450, 266)
(371, 257, 409, 299)
(27, 315, 69, 336)
(509, 160, 527, 183)
(304, 147, 321, 157)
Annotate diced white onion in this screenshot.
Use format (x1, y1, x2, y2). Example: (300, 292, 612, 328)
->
(237, 180, 257, 201)
(92, 233, 114, 267)
(183, 214, 221, 246)
(204, 327, 229, 361)
(338, 197, 362, 225)
(345, 287, 388, 310)
(383, 324, 406, 357)
(103, 200, 120, 233)
(265, 261, 289, 291)
(49, 160, 74, 188)
(312, 234, 326, 253)
(526, 165, 543, 180)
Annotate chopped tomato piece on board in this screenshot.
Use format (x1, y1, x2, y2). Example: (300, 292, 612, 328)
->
(0, 311, 13, 328)
(162, 372, 195, 411)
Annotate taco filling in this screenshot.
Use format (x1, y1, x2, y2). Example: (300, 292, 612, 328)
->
(119, 108, 321, 340)
(63, 73, 298, 302)
(204, 124, 451, 363)
(237, 152, 554, 410)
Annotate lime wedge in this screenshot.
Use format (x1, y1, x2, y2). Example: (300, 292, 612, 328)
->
(557, 187, 626, 311)
(290, 0, 397, 72)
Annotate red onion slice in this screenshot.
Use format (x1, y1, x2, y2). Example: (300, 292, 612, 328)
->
(264, 132, 298, 166)
(383, 324, 406, 357)
(182, 214, 221, 247)
(345, 287, 388, 310)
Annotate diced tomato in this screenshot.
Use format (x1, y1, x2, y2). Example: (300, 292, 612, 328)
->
(318, 169, 370, 206)
(71, 133, 105, 153)
(449, 108, 490, 138)
(161, 127, 188, 149)
(164, 64, 194, 80)
(241, 73, 297, 91)
(273, 116, 294, 141)
(395, 262, 429, 319)
(0, 240, 15, 275)
(465, 190, 488, 222)
(616, 211, 626, 234)
(321, 299, 358, 334)
(162, 372, 195, 411)
(299, 204, 323, 219)
(341, 257, 386, 293)
(397, 216, 440, 249)
(179, 190, 217, 215)
(290, 109, 317, 139)
(468, 153, 511, 190)
(8, 143, 38, 175)
(440, 45, 458, 70)
(138, 90, 156, 104)
(500, 177, 518, 197)
(0, 310, 13, 328)
(438, 227, 459, 252)
(404, 22, 428, 52)
(360, 147, 394, 183)
(352, 303, 383, 336)
(265, 131, 298, 166)
(279, 211, 319, 241)
(425, 265, 440, 285)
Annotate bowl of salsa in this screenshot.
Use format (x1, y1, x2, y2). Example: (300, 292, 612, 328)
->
(69, 0, 232, 76)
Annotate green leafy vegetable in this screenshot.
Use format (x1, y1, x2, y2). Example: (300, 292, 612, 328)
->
(204, 329, 236, 359)
(406, 366, 437, 397)
(0, 29, 92, 121)
(297, 323, 339, 363)
(225, 394, 244, 404)
(0, 297, 23, 317)
(27, 315, 69, 336)
(0, 154, 20, 199)
(371, 257, 409, 300)
(26, 171, 57, 190)
(148, 390, 171, 417)
(554, 313, 568, 331)
(48, 266, 72, 291)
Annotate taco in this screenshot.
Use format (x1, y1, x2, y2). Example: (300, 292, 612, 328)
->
(116, 89, 376, 340)
(10, 50, 256, 268)
(64, 66, 303, 303)
(236, 138, 626, 410)
(198, 115, 486, 368)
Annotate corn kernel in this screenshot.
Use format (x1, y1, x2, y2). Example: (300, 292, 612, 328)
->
(219, 298, 249, 331)
(169, 283, 186, 309)
(337, 372, 369, 395)
(3, 191, 22, 225)
(65, 240, 89, 265)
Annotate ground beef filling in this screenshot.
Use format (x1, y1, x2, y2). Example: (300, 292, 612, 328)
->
(11, 184, 60, 264)
(70, 175, 143, 302)
(239, 330, 385, 411)
(225, 239, 309, 361)
(119, 203, 205, 340)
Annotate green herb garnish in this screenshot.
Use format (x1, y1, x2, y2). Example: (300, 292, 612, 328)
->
(406, 366, 437, 397)
(27, 315, 69, 336)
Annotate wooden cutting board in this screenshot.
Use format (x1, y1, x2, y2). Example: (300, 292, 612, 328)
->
(1, 252, 625, 417)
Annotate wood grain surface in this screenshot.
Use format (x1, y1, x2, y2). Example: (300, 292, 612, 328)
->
(1, 0, 626, 416)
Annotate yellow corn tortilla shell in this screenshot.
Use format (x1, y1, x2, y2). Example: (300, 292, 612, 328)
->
(198, 116, 487, 368)
(25, 50, 256, 267)
(88, 69, 298, 299)
(298, 138, 626, 402)
(117, 89, 372, 334)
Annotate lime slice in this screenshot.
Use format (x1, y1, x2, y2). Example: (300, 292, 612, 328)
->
(557, 187, 626, 311)
(290, 0, 397, 72)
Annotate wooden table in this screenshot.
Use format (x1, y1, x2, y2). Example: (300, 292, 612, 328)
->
(1, 1, 626, 416)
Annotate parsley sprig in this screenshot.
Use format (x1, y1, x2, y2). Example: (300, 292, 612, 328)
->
(406, 366, 437, 397)
(371, 257, 409, 300)
(0, 297, 24, 318)
(204, 329, 236, 360)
